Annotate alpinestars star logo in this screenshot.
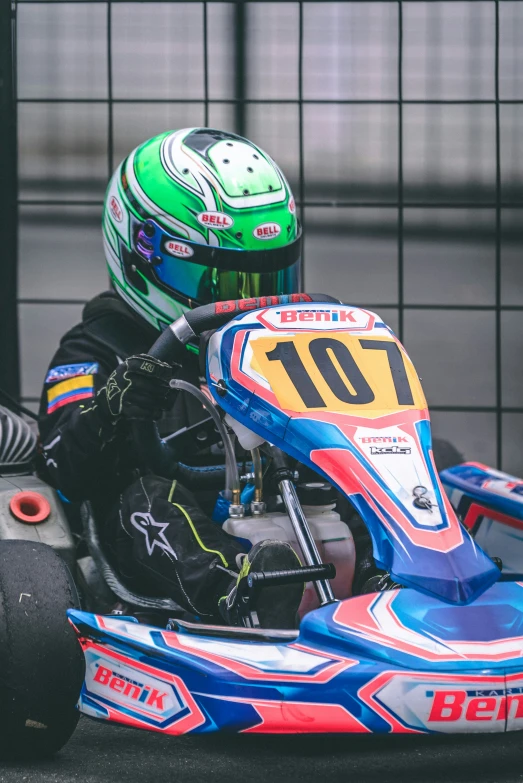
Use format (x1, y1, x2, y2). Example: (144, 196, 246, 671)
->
(131, 512, 177, 558)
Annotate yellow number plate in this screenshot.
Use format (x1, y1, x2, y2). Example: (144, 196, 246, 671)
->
(250, 332, 426, 417)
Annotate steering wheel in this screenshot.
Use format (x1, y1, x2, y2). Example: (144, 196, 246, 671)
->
(132, 293, 342, 479)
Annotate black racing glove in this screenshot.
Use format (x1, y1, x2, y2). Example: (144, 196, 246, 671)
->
(96, 354, 176, 422)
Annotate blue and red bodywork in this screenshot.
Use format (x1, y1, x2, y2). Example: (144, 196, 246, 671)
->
(69, 302, 523, 736)
(442, 462, 523, 577)
(205, 303, 498, 604)
(70, 582, 523, 735)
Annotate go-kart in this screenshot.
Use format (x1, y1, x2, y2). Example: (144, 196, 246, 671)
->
(3, 292, 523, 759)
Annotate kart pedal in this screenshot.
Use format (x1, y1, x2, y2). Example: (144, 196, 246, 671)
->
(236, 563, 336, 628)
(243, 563, 336, 591)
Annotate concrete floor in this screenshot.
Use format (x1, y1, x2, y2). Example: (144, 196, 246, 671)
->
(2, 715, 523, 783)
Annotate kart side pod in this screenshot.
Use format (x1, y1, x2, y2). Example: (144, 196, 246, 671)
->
(69, 580, 523, 736)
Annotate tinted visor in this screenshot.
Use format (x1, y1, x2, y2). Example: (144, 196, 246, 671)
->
(134, 218, 302, 307)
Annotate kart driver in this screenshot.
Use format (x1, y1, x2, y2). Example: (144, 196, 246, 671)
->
(38, 128, 309, 629)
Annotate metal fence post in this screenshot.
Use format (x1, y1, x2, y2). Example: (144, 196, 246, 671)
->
(0, 0, 19, 401)
(234, 0, 246, 137)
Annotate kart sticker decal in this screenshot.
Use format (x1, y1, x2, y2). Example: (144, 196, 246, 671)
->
(212, 696, 369, 734)
(45, 362, 99, 383)
(256, 305, 376, 333)
(214, 294, 312, 317)
(92, 615, 356, 684)
(462, 503, 523, 533)
(441, 462, 523, 522)
(482, 478, 523, 499)
(95, 614, 168, 642)
(160, 633, 358, 684)
(46, 374, 95, 414)
(333, 590, 523, 664)
(310, 444, 464, 551)
(80, 640, 206, 735)
(249, 333, 424, 416)
(358, 671, 523, 734)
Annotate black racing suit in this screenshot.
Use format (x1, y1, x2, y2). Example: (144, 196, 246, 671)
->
(38, 290, 244, 618)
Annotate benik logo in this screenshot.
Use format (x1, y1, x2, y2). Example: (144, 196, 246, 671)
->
(197, 211, 233, 229)
(93, 664, 170, 712)
(164, 240, 194, 259)
(361, 436, 409, 444)
(280, 309, 356, 324)
(427, 688, 523, 724)
(253, 222, 281, 240)
(258, 305, 374, 332)
(109, 196, 123, 222)
(215, 293, 312, 315)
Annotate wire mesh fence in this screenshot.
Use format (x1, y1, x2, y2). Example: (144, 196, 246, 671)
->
(2, 1, 523, 470)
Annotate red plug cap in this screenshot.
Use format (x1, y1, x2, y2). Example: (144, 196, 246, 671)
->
(9, 491, 51, 524)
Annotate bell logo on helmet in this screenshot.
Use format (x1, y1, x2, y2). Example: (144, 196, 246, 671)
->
(109, 196, 123, 223)
(289, 198, 296, 214)
(164, 240, 194, 259)
(253, 222, 281, 240)
(197, 211, 234, 230)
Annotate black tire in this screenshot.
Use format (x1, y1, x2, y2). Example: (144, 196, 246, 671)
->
(432, 438, 465, 472)
(0, 540, 85, 760)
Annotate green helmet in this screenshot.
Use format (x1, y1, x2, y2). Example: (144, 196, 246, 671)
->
(103, 128, 302, 330)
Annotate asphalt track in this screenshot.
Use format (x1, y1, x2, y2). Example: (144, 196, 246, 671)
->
(2, 718, 523, 783)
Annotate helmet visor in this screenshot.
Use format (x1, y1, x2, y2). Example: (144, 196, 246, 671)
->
(133, 218, 301, 307)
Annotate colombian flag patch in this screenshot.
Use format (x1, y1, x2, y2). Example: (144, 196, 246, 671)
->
(45, 362, 98, 384)
(47, 374, 95, 414)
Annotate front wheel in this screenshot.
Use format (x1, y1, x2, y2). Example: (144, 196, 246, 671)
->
(0, 541, 85, 759)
